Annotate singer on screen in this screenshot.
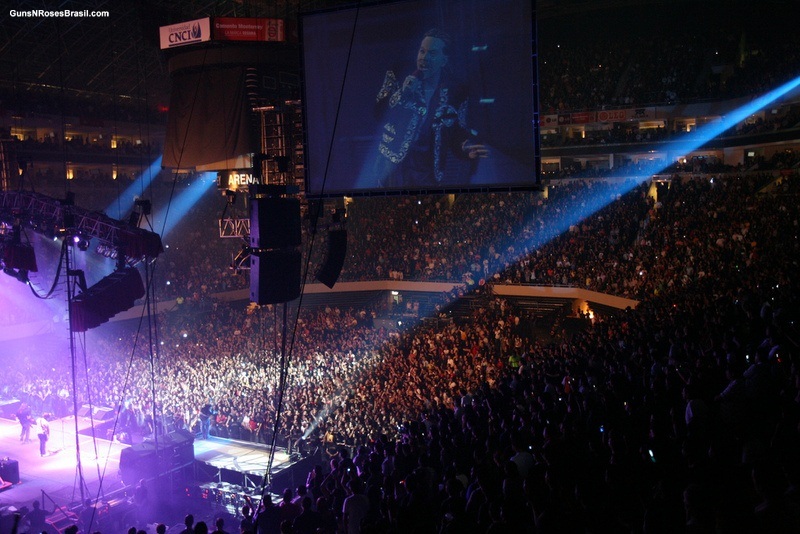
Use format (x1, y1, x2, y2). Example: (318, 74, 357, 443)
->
(373, 28, 487, 188)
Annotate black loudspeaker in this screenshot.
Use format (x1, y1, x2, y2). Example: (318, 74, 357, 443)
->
(70, 267, 145, 332)
(249, 197, 301, 250)
(316, 230, 347, 288)
(119, 431, 194, 484)
(0, 458, 20, 484)
(77, 405, 92, 418)
(95, 407, 115, 421)
(250, 249, 301, 304)
(119, 443, 156, 483)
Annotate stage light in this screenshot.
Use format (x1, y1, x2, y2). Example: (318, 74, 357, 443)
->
(134, 198, 152, 215)
(160, 172, 217, 239)
(3, 267, 29, 283)
(95, 244, 119, 259)
(77, 236, 90, 252)
(104, 156, 162, 220)
(70, 234, 90, 251)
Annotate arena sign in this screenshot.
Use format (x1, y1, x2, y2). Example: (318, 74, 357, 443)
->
(217, 170, 261, 191)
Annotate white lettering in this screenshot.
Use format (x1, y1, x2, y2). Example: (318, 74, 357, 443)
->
(9, 9, 109, 17)
(169, 30, 194, 43)
(229, 172, 260, 187)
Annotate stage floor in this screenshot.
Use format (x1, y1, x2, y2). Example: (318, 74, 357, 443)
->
(0, 416, 298, 514)
(194, 437, 292, 477)
(0, 415, 127, 512)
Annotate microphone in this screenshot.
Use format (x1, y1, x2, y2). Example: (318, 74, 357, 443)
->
(403, 70, 422, 94)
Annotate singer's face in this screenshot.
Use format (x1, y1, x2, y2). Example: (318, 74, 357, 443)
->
(416, 36, 448, 79)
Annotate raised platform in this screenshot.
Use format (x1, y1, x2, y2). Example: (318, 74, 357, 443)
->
(0, 415, 128, 513)
(193, 436, 312, 496)
(0, 416, 310, 523)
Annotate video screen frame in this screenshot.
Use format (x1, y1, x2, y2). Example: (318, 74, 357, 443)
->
(300, 0, 540, 197)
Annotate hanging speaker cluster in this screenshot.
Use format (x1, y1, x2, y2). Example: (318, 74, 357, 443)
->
(249, 196, 302, 305)
(316, 229, 347, 288)
(1, 242, 38, 273)
(70, 267, 145, 332)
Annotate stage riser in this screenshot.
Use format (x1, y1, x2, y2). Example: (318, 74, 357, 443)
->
(118, 430, 194, 485)
(219, 466, 262, 487)
(0, 399, 21, 420)
(270, 456, 315, 493)
(196, 455, 315, 495)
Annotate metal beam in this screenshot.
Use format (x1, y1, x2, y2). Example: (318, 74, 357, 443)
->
(218, 217, 250, 238)
(0, 190, 163, 262)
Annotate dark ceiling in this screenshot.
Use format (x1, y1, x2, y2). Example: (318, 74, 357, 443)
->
(0, 0, 771, 115)
(0, 0, 342, 111)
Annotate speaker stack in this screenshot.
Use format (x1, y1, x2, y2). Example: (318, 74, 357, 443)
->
(118, 430, 195, 485)
(249, 192, 302, 305)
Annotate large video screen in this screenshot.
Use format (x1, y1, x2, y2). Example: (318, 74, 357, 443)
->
(301, 0, 537, 197)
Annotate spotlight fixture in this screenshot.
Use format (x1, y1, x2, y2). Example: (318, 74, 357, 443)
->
(134, 198, 152, 215)
(72, 234, 91, 251)
(2, 266, 29, 283)
(95, 244, 120, 260)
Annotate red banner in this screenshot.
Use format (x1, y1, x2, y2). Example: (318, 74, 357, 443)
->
(214, 17, 285, 42)
(570, 111, 597, 124)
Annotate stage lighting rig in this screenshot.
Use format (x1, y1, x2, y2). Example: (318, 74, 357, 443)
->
(0, 190, 163, 265)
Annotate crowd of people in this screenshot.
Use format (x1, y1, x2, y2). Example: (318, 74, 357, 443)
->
(2, 3, 800, 532)
(15, 165, 796, 316)
(3, 169, 799, 532)
(540, 104, 800, 149)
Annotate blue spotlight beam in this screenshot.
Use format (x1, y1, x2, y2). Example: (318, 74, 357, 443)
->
(105, 156, 163, 220)
(539, 76, 800, 243)
(638, 75, 800, 183)
(690, 76, 800, 145)
(158, 172, 217, 240)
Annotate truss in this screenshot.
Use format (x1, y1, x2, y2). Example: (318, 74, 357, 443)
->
(0, 190, 163, 262)
(219, 217, 250, 238)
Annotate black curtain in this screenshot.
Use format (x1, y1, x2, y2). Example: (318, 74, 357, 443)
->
(163, 65, 254, 169)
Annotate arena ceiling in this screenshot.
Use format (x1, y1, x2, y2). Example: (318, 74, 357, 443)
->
(0, 0, 770, 114)
(0, 0, 345, 110)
